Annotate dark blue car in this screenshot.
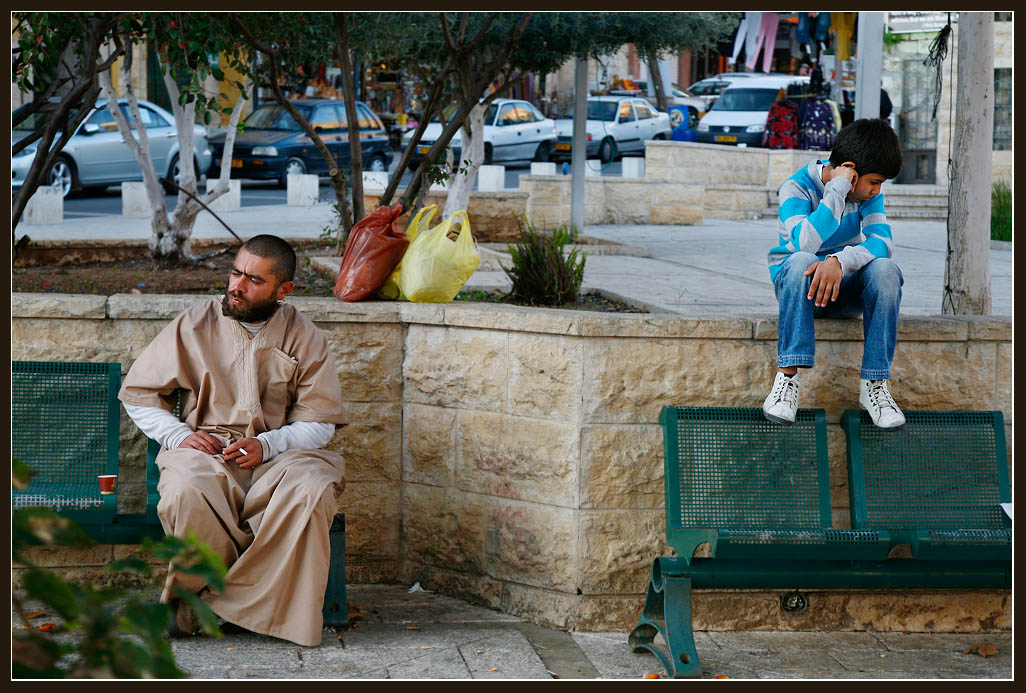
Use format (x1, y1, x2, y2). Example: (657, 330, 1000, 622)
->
(207, 98, 393, 187)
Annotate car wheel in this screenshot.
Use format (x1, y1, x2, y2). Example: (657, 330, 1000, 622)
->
(599, 138, 616, 164)
(483, 144, 493, 165)
(366, 154, 387, 173)
(279, 157, 307, 188)
(533, 141, 552, 163)
(163, 154, 181, 193)
(48, 156, 75, 198)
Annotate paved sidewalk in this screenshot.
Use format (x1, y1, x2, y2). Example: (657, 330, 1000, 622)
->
(18, 202, 1011, 317)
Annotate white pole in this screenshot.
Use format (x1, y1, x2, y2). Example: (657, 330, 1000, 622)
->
(855, 12, 883, 120)
(571, 57, 588, 233)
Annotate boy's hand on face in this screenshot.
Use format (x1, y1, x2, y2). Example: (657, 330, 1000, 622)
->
(805, 256, 843, 307)
(829, 161, 858, 187)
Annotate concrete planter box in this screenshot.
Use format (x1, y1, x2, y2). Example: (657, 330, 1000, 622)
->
(11, 294, 1011, 633)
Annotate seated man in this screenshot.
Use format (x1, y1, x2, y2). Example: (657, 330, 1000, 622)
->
(119, 235, 348, 647)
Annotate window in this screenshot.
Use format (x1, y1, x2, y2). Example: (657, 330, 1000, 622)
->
(496, 103, 518, 126)
(993, 68, 1011, 150)
(88, 107, 120, 132)
(136, 106, 170, 128)
(618, 102, 635, 122)
(356, 103, 379, 130)
(312, 104, 342, 132)
(633, 101, 653, 119)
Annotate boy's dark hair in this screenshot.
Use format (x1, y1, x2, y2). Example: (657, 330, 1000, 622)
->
(829, 118, 903, 180)
(241, 234, 297, 283)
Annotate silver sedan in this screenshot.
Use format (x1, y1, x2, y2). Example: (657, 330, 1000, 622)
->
(12, 98, 212, 197)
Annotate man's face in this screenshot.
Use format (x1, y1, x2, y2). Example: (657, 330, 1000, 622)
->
(849, 172, 888, 203)
(221, 248, 294, 322)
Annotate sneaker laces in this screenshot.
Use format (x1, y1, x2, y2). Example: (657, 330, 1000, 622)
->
(771, 374, 799, 408)
(866, 380, 898, 413)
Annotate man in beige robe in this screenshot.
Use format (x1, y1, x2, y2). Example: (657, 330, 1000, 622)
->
(119, 235, 348, 647)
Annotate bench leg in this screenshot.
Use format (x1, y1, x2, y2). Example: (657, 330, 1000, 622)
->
(322, 513, 348, 627)
(628, 558, 702, 679)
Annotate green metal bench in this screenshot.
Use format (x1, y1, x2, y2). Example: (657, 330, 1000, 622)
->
(841, 409, 1012, 561)
(628, 406, 1011, 679)
(144, 403, 349, 627)
(12, 361, 161, 543)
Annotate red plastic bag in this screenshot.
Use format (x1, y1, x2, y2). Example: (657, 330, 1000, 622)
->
(333, 203, 408, 302)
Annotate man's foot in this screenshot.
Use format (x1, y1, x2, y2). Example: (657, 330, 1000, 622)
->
(763, 370, 801, 424)
(860, 378, 906, 430)
(166, 599, 200, 638)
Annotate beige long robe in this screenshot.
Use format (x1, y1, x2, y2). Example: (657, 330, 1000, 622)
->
(119, 297, 348, 647)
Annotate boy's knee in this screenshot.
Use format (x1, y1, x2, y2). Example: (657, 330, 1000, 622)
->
(864, 258, 903, 292)
(781, 251, 818, 276)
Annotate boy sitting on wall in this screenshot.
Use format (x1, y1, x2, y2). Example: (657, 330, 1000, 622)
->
(763, 118, 906, 430)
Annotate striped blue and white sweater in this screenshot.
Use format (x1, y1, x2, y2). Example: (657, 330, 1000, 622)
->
(768, 159, 893, 282)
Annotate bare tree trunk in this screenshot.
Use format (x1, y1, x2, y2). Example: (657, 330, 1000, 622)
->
(334, 12, 364, 238)
(645, 51, 667, 111)
(443, 101, 487, 218)
(943, 13, 993, 315)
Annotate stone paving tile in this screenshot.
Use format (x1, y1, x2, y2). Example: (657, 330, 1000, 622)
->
(458, 632, 551, 679)
(386, 646, 472, 679)
(705, 630, 886, 654)
(830, 649, 1012, 679)
(350, 584, 520, 625)
(872, 631, 1012, 653)
(571, 630, 720, 679)
(324, 622, 519, 650)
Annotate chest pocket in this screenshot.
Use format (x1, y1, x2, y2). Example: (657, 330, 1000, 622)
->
(256, 346, 299, 428)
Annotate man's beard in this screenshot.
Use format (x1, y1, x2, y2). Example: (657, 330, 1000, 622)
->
(221, 292, 281, 323)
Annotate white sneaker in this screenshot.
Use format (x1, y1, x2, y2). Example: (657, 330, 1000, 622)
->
(763, 371, 801, 424)
(860, 379, 906, 430)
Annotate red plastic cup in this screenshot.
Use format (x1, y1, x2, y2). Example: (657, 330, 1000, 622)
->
(98, 475, 117, 495)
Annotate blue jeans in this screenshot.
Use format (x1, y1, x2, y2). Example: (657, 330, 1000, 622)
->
(774, 252, 903, 380)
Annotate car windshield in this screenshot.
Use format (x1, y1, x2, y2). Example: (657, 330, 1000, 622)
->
(245, 105, 310, 130)
(711, 88, 778, 112)
(564, 101, 618, 122)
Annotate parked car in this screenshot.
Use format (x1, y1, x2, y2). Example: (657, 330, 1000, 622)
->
(685, 74, 763, 110)
(401, 98, 558, 166)
(11, 99, 211, 198)
(633, 82, 708, 129)
(552, 96, 673, 163)
(696, 76, 809, 147)
(206, 98, 393, 187)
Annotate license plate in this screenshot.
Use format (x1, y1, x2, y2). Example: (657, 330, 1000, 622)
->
(231, 159, 243, 168)
(418, 146, 430, 155)
(714, 135, 737, 143)
(555, 143, 571, 151)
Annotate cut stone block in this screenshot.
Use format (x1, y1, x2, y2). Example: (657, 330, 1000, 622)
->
(121, 181, 150, 219)
(23, 185, 64, 224)
(362, 171, 389, 190)
(285, 173, 319, 207)
(585, 160, 602, 177)
(530, 162, 556, 176)
(477, 165, 505, 191)
(205, 179, 242, 211)
(621, 157, 646, 179)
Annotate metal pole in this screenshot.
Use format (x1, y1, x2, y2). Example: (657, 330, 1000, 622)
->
(855, 12, 883, 120)
(570, 57, 587, 233)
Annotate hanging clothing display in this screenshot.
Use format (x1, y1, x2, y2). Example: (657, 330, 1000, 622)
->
(796, 12, 811, 44)
(831, 12, 857, 62)
(746, 12, 780, 73)
(813, 12, 832, 42)
(801, 99, 836, 150)
(730, 12, 763, 66)
(764, 99, 801, 149)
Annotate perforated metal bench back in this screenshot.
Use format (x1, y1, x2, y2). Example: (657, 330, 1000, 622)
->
(843, 410, 1010, 530)
(11, 361, 121, 510)
(661, 407, 831, 531)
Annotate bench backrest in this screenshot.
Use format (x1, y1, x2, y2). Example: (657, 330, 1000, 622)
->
(842, 410, 1010, 530)
(660, 407, 832, 541)
(12, 361, 121, 504)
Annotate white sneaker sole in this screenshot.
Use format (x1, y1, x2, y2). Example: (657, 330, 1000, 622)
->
(763, 409, 796, 425)
(860, 405, 905, 431)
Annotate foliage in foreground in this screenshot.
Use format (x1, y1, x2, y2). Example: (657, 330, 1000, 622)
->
(502, 216, 586, 306)
(991, 179, 1011, 242)
(12, 459, 227, 679)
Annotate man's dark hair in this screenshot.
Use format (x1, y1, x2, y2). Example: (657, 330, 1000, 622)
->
(240, 235, 297, 283)
(830, 118, 903, 180)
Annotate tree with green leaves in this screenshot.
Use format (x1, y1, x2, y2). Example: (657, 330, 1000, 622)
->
(97, 12, 253, 266)
(11, 13, 127, 248)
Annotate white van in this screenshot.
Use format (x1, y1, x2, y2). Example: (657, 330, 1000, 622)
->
(695, 76, 810, 147)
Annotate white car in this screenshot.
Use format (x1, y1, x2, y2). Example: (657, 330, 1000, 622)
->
(696, 76, 810, 147)
(402, 98, 558, 166)
(12, 98, 212, 197)
(632, 82, 708, 129)
(552, 96, 673, 163)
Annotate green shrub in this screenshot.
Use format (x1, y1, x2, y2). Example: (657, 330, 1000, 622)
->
(991, 179, 1012, 242)
(502, 216, 586, 306)
(12, 459, 226, 679)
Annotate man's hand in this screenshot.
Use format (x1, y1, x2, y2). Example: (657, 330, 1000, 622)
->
(828, 160, 858, 188)
(223, 437, 264, 469)
(805, 256, 843, 307)
(179, 430, 226, 455)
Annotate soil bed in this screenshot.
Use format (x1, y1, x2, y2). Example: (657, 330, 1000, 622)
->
(12, 246, 646, 313)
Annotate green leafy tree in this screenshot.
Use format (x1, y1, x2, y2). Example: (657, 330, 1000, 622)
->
(12, 459, 227, 678)
(11, 12, 127, 246)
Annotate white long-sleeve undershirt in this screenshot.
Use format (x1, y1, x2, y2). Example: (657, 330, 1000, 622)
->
(123, 403, 335, 460)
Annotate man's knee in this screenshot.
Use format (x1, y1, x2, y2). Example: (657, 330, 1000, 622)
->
(779, 252, 818, 282)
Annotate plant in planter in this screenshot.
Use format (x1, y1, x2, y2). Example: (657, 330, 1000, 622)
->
(502, 216, 586, 307)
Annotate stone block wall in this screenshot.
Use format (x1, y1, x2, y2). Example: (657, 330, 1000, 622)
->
(11, 294, 1011, 632)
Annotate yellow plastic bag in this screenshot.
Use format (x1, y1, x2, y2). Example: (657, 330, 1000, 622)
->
(376, 205, 438, 300)
(397, 209, 481, 303)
